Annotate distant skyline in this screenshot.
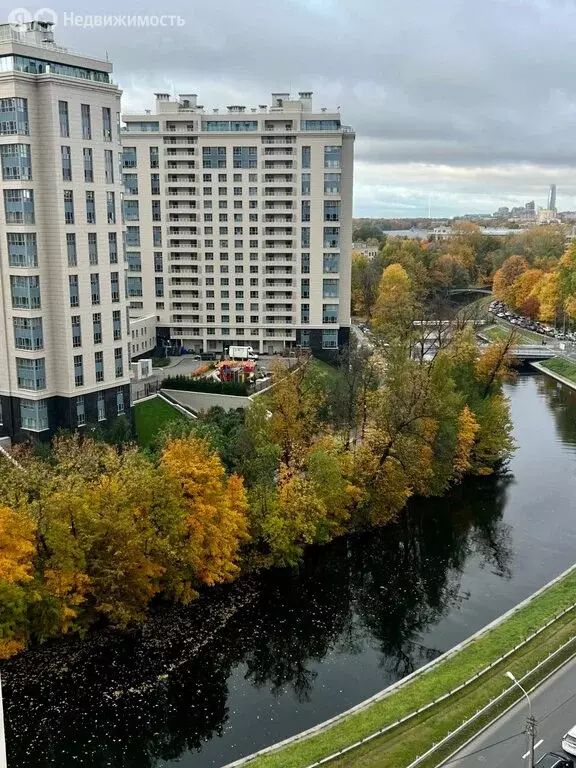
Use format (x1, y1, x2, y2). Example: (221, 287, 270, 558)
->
(38, 0, 576, 218)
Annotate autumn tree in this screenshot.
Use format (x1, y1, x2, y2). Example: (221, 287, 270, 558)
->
(492, 255, 529, 303)
(372, 264, 415, 342)
(161, 436, 249, 587)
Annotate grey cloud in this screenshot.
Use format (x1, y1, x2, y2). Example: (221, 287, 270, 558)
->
(41, 0, 576, 214)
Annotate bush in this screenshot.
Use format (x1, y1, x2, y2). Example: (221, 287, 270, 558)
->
(152, 357, 172, 368)
(162, 375, 248, 396)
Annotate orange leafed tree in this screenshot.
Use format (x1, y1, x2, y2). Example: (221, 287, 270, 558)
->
(452, 406, 480, 480)
(161, 437, 249, 586)
(492, 255, 528, 304)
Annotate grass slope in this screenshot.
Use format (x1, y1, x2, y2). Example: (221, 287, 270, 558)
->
(540, 356, 576, 384)
(134, 396, 187, 447)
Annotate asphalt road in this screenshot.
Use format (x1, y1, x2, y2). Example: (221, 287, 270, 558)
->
(444, 655, 576, 767)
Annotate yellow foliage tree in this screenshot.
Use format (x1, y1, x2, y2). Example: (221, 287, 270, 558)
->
(161, 437, 249, 586)
(531, 271, 561, 322)
(372, 263, 414, 336)
(492, 255, 528, 304)
(452, 406, 480, 480)
(508, 269, 543, 311)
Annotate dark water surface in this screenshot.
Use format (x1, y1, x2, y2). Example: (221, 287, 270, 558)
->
(4, 373, 576, 768)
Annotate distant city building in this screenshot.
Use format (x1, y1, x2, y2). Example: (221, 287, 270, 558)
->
(548, 184, 557, 212)
(537, 208, 558, 224)
(352, 241, 379, 259)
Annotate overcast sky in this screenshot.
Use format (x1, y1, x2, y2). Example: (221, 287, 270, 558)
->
(40, 0, 576, 217)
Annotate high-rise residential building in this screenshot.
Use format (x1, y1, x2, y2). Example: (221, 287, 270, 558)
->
(548, 184, 557, 211)
(0, 21, 131, 442)
(121, 91, 354, 355)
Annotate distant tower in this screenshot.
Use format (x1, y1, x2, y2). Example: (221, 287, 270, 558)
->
(548, 184, 557, 211)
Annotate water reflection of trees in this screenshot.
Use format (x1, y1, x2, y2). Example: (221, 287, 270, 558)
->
(2, 471, 514, 768)
(536, 373, 576, 446)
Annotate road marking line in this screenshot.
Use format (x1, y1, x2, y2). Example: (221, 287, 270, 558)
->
(522, 739, 544, 759)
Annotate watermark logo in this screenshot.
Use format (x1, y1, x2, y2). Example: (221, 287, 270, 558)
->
(8, 7, 186, 28)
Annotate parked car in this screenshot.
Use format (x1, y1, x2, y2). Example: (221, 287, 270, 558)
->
(562, 726, 576, 756)
(199, 352, 216, 360)
(536, 753, 574, 768)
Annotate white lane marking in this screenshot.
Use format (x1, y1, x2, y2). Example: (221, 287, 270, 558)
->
(522, 739, 544, 759)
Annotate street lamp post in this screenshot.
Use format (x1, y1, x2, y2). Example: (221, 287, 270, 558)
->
(505, 671, 536, 768)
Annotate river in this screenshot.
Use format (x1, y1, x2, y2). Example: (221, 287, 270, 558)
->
(4, 372, 576, 768)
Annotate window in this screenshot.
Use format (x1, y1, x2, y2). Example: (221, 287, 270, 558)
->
(88, 232, 98, 265)
(63, 233, 77, 267)
(301, 200, 310, 222)
(0, 97, 29, 136)
(86, 191, 96, 223)
(76, 395, 86, 426)
(323, 304, 339, 324)
(302, 146, 311, 168)
(4, 188, 34, 223)
(83, 147, 93, 182)
(301, 227, 310, 248)
(152, 200, 161, 221)
(7, 232, 37, 267)
(323, 253, 339, 273)
(155, 276, 164, 297)
(112, 310, 122, 340)
(124, 199, 139, 220)
(73, 354, 84, 387)
(149, 146, 159, 168)
(93, 312, 102, 344)
(301, 253, 310, 274)
(116, 388, 125, 414)
(102, 107, 112, 140)
(301, 304, 310, 324)
(104, 149, 114, 183)
(324, 226, 340, 248)
(125, 226, 140, 248)
(114, 348, 124, 378)
(111, 272, 120, 302)
(95, 351, 104, 382)
(127, 276, 142, 297)
(20, 398, 48, 431)
(122, 147, 137, 168)
(17, 357, 46, 391)
(323, 278, 339, 298)
(69, 275, 79, 307)
(123, 173, 138, 195)
(301, 278, 310, 299)
(11, 275, 40, 309)
(71, 315, 82, 347)
(81, 104, 91, 139)
(203, 147, 227, 167)
(301, 120, 341, 131)
(153, 226, 162, 247)
(90, 273, 100, 305)
(324, 173, 341, 195)
(151, 173, 160, 195)
(324, 145, 341, 168)
(301, 173, 311, 196)
(59, 145, 72, 181)
(106, 191, 116, 224)
(1, 143, 32, 180)
(108, 232, 118, 264)
(58, 100, 69, 137)
(13, 317, 43, 350)
(154, 252, 163, 272)
(324, 200, 340, 221)
(64, 190, 74, 224)
(97, 391, 106, 421)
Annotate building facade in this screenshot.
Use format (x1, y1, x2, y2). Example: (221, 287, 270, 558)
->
(0, 21, 131, 442)
(121, 91, 354, 355)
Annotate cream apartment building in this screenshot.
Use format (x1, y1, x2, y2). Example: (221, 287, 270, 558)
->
(122, 91, 354, 355)
(0, 21, 131, 441)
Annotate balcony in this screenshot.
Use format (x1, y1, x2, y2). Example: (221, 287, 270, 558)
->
(264, 188, 294, 197)
(264, 227, 294, 235)
(261, 136, 295, 145)
(169, 226, 198, 235)
(265, 291, 293, 299)
(264, 278, 293, 287)
(263, 174, 294, 183)
(167, 188, 197, 197)
(265, 266, 293, 275)
(168, 214, 197, 222)
(265, 304, 293, 312)
(170, 290, 201, 298)
(165, 160, 196, 169)
(264, 215, 293, 223)
(170, 266, 200, 274)
(169, 241, 199, 249)
(262, 161, 296, 170)
(165, 174, 196, 182)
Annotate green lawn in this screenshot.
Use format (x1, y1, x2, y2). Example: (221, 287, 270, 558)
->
(248, 567, 576, 768)
(540, 356, 576, 384)
(484, 324, 542, 345)
(134, 396, 187, 447)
